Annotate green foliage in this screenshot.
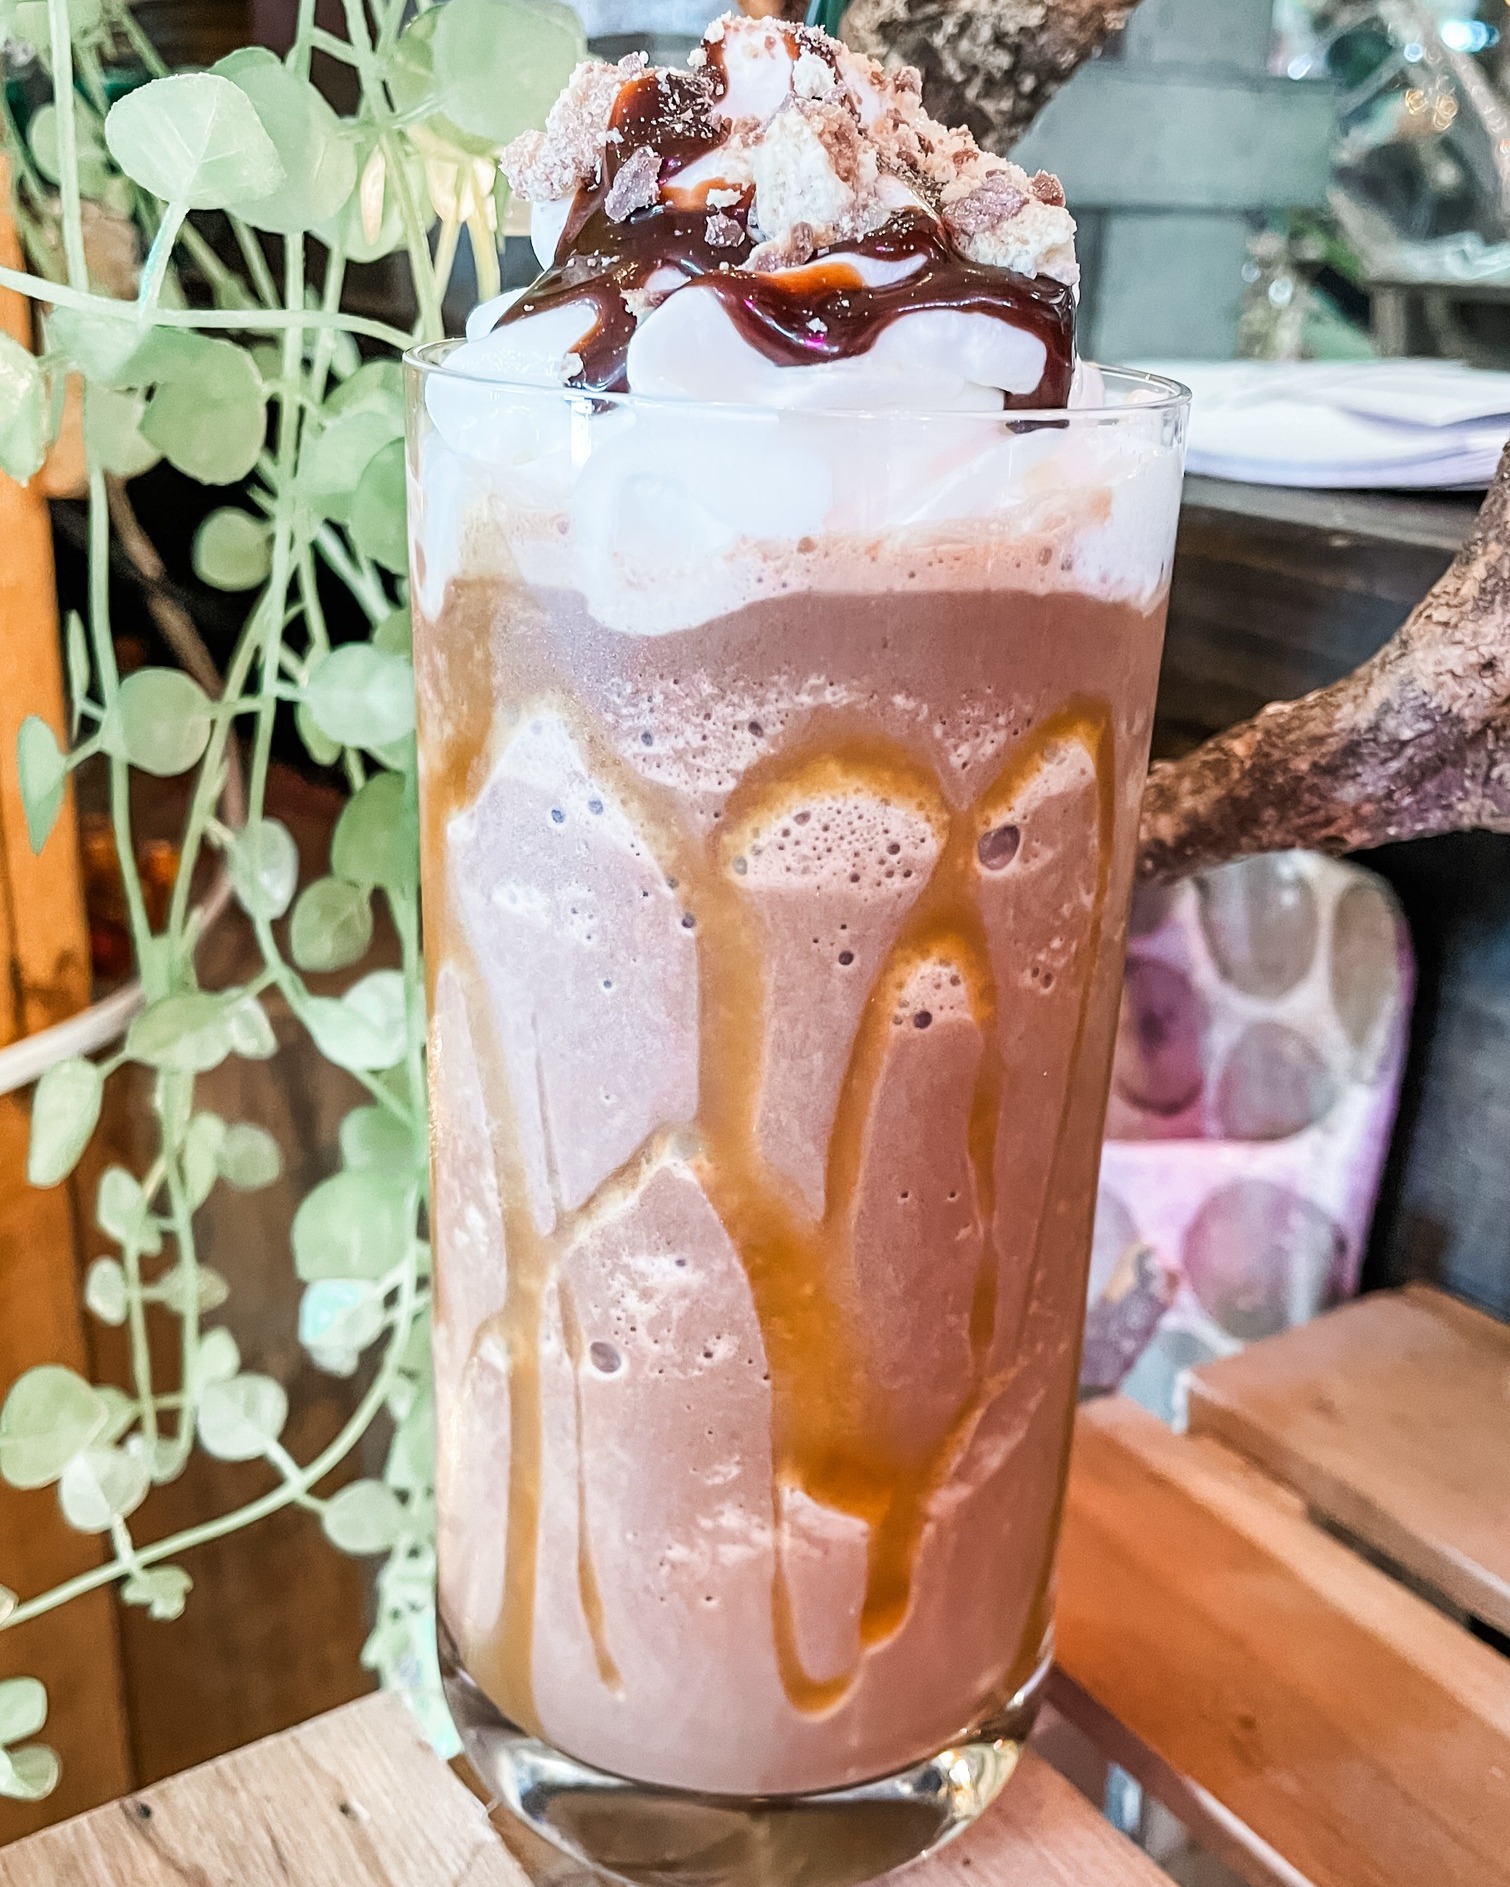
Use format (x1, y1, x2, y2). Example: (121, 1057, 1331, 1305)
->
(104, 72, 284, 211)
(213, 50, 357, 234)
(0, 331, 47, 482)
(27, 1057, 104, 1186)
(432, 0, 585, 148)
(0, 0, 565, 1787)
(140, 337, 267, 485)
(103, 668, 214, 775)
(193, 507, 270, 590)
(15, 715, 65, 852)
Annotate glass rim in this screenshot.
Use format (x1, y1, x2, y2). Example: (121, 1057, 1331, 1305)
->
(404, 341, 1190, 426)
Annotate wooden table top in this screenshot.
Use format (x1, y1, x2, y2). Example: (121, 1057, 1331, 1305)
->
(1056, 1391, 1510, 1887)
(0, 1691, 1167, 1886)
(1185, 1282, 1510, 1637)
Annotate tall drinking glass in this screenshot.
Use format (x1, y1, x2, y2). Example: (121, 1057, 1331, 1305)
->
(406, 352, 1188, 1887)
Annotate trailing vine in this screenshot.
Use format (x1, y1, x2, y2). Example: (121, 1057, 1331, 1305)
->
(0, 0, 581, 1798)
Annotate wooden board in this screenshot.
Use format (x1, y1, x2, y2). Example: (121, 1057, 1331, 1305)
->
(0, 1692, 1169, 1885)
(1057, 1396, 1510, 1887)
(1184, 1285, 1510, 1637)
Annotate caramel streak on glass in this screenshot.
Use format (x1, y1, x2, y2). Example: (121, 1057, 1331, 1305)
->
(409, 350, 1186, 1887)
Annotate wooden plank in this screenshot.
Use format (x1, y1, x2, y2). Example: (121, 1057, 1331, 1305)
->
(0, 155, 90, 1037)
(1057, 1396, 1510, 1887)
(1184, 1285, 1510, 1637)
(0, 1695, 517, 1885)
(0, 1693, 1168, 1885)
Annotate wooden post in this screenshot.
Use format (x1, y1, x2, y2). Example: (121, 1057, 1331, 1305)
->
(0, 156, 135, 1839)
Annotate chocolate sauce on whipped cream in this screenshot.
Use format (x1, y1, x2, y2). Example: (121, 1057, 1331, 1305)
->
(496, 66, 1075, 403)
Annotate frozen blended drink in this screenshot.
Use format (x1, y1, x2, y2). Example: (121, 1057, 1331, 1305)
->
(406, 17, 1186, 1883)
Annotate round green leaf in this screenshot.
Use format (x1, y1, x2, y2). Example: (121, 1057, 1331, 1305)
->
(106, 668, 213, 776)
(223, 993, 278, 1060)
(227, 817, 298, 919)
(304, 971, 406, 1071)
(295, 698, 341, 768)
(157, 1264, 230, 1315)
(326, 358, 404, 421)
(84, 1256, 128, 1326)
(197, 1373, 287, 1460)
(16, 715, 65, 854)
(121, 1564, 192, 1620)
(97, 1165, 163, 1254)
(304, 645, 415, 749)
(0, 330, 46, 483)
(219, 1121, 282, 1191)
(331, 770, 417, 895)
(180, 1109, 226, 1208)
(0, 1367, 109, 1489)
(386, 1388, 433, 1490)
(58, 1442, 150, 1533)
(141, 336, 266, 485)
(301, 407, 401, 521)
(432, 0, 584, 148)
(27, 97, 109, 195)
(299, 1277, 384, 1372)
(193, 1327, 241, 1390)
(371, 607, 411, 658)
(339, 1104, 418, 1171)
(28, 1055, 103, 1187)
(0, 1677, 46, 1745)
(0, 1742, 60, 1802)
(127, 993, 230, 1072)
(289, 877, 372, 972)
(103, 72, 285, 211)
(213, 48, 356, 234)
(47, 305, 156, 387)
(348, 438, 408, 574)
(83, 383, 161, 480)
(292, 1167, 412, 1282)
(193, 507, 271, 591)
(322, 1479, 404, 1554)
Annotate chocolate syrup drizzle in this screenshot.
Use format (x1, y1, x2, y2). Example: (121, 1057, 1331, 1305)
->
(496, 65, 1075, 403)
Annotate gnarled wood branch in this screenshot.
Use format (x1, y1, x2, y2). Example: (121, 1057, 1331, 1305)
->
(1138, 443, 1510, 882)
(839, 0, 1139, 151)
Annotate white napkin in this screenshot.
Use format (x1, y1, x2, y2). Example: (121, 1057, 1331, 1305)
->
(1138, 359, 1510, 489)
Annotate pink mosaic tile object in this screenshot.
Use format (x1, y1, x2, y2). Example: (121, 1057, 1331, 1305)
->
(1081, 852, 1414, 1418)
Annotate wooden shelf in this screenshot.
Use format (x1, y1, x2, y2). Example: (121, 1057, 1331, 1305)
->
(1185, 1283, 1510, 1638)
(1056, 1392, 1510, 1887)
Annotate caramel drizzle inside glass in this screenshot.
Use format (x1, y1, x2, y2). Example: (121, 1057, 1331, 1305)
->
(421, 640, 1113, 1730)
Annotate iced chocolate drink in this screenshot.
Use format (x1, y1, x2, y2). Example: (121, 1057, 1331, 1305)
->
(406, 18, 1186, 1884)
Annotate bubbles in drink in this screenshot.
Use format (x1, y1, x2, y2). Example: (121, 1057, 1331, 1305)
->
(976, 823, 1020, 871)
(589, 1340, 625, 1375)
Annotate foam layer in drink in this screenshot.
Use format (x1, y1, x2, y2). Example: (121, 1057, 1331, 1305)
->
(418, 558, 1167, 1795)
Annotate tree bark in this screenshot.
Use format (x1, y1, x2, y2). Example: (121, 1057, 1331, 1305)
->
(1138, 442, 1510, 882)
(839, 0, 1139, 151)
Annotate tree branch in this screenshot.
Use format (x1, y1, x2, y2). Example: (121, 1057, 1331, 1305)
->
(1138, 441, 1510, 882)
(839, 0, 1139, 151)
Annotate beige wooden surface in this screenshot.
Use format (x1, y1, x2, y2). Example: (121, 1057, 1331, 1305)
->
(1184, 1283, 1510, 1636)
(1057, 1396, 1510, 1887)
(0, 1692, 1169, 1885)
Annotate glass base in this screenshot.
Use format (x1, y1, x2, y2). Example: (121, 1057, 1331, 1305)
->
(443, 1638, 1051, 1887)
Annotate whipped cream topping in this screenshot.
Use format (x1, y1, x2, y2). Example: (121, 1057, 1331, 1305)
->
(475, 13, 1077, 405)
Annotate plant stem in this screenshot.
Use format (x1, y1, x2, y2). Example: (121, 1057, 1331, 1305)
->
(2, 1266, 421, 1631)
(46, 0, 89, 289)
